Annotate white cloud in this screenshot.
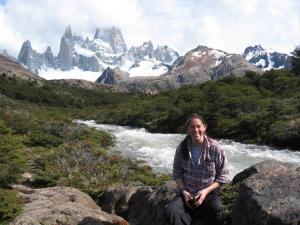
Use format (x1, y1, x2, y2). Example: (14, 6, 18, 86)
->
(0, 0, 299, 57)
(0, 6, 23, 56)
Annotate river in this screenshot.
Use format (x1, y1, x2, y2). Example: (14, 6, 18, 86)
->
(77, 120, 300, 178)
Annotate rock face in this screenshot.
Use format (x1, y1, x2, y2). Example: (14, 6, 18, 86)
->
(18, 40, 55, 73)
(11, 185, 129, 225)
(243, 45, 292, 70)
(96, 67, 130, 85)
(94, 26, 127, 54)
(99, 181, 177, 225)
(232, 160, 300, 225)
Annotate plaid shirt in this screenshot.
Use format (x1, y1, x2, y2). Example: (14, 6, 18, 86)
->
(172, 135, 230, 195)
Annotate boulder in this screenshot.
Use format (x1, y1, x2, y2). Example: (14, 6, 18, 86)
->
(232, 160, 300, 225)
(99, 186, 137, 218)
(99, 181, 177, 225)
(11, 185, 129, 225)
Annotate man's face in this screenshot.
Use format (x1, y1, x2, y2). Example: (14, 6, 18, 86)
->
(187, 118, 206, 144)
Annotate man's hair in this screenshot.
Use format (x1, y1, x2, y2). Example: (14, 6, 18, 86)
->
(183, 113, 206, 130)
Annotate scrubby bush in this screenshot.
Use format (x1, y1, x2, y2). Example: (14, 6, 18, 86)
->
(0, 120, 11, 135)
(0, 135, 27, 187)
(0, 188, 23, 225)
(217, 183, 240, 225)
(23, 131, 63, 147)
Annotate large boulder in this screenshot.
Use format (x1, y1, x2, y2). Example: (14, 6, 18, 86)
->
(11, 185, 129, 225)
(99, 181, 177, 225)
(232, 160, 300, 225)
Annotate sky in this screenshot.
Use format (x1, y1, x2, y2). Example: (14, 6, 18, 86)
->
(0, 0, 299, 58)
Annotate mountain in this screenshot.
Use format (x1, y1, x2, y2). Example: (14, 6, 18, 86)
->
(18, 40, 55, 74)
(96, 45, 262, 94)
(17, 26, 179, 80)
(0, 53, 43, 81)
(242, 45, 291, 70)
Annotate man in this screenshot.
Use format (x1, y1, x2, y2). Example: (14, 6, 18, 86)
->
(165, 113, 231, 225)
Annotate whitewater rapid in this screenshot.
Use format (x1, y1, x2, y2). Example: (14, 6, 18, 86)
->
(77, 120, 300, 178)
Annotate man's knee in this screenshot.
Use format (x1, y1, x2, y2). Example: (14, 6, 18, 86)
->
(165, 200, 180, 218)
(205, 192, 223, 212)
(165, 196, 189, 221)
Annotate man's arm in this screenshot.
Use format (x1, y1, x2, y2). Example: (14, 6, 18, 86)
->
(194, 181, 220, 206)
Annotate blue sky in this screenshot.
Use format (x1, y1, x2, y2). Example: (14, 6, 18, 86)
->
(0, 0, 5, 5)
(0, 0, 299, 57)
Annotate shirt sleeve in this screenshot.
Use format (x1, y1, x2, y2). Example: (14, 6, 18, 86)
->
(172, 145, 184, 180)
(214, 147, 231, 184)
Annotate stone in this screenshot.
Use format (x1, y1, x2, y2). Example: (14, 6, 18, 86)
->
(99, 181, 177, 225)
(232, 160, 300, 225)
(98, 186, 137, 218)
(11, 185, 129, 225)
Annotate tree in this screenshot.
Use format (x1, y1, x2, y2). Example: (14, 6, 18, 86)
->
(291, 48, 300, 75)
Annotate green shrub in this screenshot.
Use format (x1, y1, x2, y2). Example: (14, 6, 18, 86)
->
(128, 161, 171, 186)
(0, 120, 11, 135)
(217, 183, 240, 225)
(24, 131, 63, 147)
(0, 135, 27, 187)
(0, 188, 23, 224)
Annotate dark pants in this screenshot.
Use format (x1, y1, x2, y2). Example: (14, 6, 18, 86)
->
(165, 191, 223, 225)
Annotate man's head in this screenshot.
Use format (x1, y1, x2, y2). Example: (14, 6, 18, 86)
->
(184, 113, 207, 144)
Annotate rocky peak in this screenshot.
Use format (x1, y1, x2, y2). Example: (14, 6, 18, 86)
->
(154, 45, 179, 65)
(127, 41, 155, 61)
(18, 40, 34, 66)
(141, 41, 154, 52)
(64, 25, 73, 39)
(57, 36, 73, 70)
(243, 45, 291, 70)
(96, 67, 130, 85)
(94, 26, 127, 53)
(191, 45, 211, 53)
(243, 44, 265, 57)
(43, 46, 54, 66)
(44, 46, 53, 57)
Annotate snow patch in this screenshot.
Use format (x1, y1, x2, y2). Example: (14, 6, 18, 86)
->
(39, 67, 101, 82)
(192, 51, 206, 58)
(209, 49, 226, 58)
(255, 59, 266, 67)
(74, 44, 95, 57)
(127, 60, 168, 77)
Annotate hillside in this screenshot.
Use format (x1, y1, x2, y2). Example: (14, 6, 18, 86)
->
(0, 54, 43, 81)
(1, 67, 300, 150)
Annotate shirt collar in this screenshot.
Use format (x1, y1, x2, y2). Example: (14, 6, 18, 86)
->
(187, 135, 209, 150)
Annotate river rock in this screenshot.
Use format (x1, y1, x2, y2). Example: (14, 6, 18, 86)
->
(232, 160, 300, 225)
(11, 185, 129, 225)
(99, 181, 177, 225)
(99, 186, 137, 218)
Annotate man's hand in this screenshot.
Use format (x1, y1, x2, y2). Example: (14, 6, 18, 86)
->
(194, 188, 209, 206)
(182, 189, 193, 208)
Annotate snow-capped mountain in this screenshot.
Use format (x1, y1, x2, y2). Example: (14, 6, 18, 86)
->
(95, 45, 261, 94)
(17, 26, 179, 81)
(242, 45, 291, 70)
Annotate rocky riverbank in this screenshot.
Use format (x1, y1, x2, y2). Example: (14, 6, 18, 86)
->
(10, 160, 299, 225)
